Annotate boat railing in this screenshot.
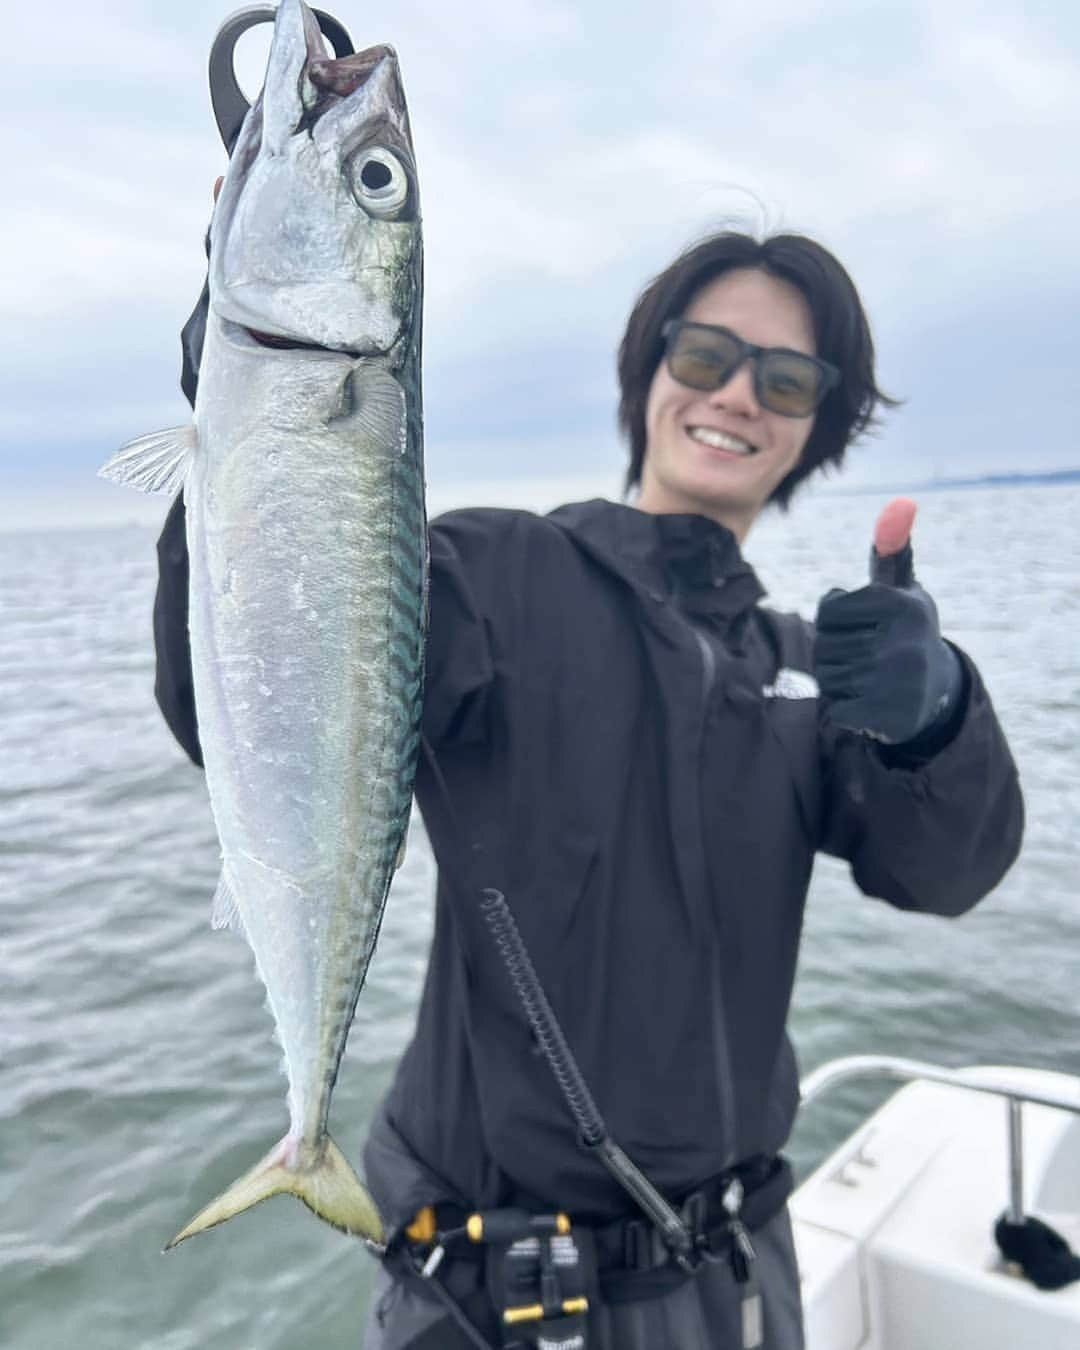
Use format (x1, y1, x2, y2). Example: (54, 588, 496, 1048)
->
(799, 1055, 1080, 1224)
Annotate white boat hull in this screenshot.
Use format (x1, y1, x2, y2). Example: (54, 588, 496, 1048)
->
(793, 1065, 1080, 1350)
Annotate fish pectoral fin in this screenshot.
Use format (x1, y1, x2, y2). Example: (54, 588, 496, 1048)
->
(337, 366, 406, 446)
(210, 868, 245, 935)
(98, 426, 198, 495)
(164, 1133, 384, 1251)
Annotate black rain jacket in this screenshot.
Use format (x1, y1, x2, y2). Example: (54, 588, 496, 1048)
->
(152, 494, 1024, 1237)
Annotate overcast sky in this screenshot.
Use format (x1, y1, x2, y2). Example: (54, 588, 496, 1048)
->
(4, 0, 1078, 529)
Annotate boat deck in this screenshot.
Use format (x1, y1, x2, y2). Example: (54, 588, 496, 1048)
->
(792, 1065, 1080, 1350)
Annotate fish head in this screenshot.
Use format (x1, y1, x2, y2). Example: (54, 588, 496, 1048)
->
(209, 0, 421, 361)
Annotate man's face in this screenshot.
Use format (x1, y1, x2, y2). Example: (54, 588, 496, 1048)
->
(638, 268, 818, 541)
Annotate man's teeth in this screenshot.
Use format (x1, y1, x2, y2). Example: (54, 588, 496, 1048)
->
(688, 427, 755, 455)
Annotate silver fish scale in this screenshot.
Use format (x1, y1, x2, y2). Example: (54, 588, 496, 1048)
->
(189, 321, 425, 1143)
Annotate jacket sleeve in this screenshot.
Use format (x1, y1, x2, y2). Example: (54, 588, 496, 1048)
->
(820, 647, 1024, 915)
(153, 492, 203, 767)
(422, 511, 498, 748)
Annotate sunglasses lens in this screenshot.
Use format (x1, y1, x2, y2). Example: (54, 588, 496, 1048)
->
(666, 323, 832, 415)
(758, 352, 826, 416)
(667, 328, 743, 391)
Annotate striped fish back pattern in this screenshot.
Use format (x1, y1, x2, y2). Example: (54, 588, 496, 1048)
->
(312, 400, 426, 1134)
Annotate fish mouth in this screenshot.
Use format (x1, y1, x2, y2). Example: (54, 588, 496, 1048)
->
(217, 313, 399, 361)
(219, 320, 364, 359)
(246, 327, 363, 358)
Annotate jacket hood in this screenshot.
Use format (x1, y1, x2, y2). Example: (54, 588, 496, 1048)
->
(547, 498, 766, 619)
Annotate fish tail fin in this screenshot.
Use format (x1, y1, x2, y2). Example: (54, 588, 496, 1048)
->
(164, 1133, 384, 1251)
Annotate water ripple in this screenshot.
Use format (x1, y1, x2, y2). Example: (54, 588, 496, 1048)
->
(2, 490, 1078, 1348)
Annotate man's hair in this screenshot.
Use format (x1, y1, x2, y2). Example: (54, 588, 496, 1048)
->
(617, 232, 898, 507)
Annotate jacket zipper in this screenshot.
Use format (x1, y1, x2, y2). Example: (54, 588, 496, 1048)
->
(688, 618, 739, 1168)
(693, 628, 717, 706)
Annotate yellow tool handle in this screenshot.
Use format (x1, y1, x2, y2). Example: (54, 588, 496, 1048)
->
(503, 1297, 589, 1326)
(467, 1211, 571, 1243)
(405, 1207, 437, 1244)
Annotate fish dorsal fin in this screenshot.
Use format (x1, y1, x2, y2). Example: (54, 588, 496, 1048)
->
(210, 867, 246, 936)
(98, 427, 198, 495)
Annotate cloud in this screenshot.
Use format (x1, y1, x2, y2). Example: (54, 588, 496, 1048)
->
(4, 0, 1079, 529)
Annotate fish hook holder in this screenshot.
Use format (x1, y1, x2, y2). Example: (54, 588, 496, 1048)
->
(208, 5, 356, 152)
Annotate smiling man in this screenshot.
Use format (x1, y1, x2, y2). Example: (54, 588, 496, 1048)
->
(636, 267, 825, 536)
(153, 230, 1023, 1350)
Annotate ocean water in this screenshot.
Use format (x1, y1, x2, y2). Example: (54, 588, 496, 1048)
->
(1, 483, 1077, 1350)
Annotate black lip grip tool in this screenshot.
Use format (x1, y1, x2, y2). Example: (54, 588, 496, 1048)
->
(207, 4, 356, 152)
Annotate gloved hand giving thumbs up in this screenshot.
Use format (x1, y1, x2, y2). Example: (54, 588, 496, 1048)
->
(813, 498, 964, 748)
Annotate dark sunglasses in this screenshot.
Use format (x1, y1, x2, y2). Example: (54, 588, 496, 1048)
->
(661, 319, 840, 418)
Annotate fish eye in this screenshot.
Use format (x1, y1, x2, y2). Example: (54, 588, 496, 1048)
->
(347, 146, 409, 219)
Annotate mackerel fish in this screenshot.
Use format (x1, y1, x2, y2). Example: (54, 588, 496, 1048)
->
(100, 0, 425, 1248)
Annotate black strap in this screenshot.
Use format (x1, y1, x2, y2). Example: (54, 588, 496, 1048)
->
(396, 1156, 792, 1322)
(385, 1245, 502, 1350)
(598, 1159, 793, 1304)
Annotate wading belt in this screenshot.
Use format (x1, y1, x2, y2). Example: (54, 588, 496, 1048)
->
(389, 740, 793, 1349)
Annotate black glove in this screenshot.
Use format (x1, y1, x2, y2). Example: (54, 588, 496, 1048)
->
(814, 537, 963, 748)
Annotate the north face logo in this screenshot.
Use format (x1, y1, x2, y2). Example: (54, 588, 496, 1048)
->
(763, 667, 819, 700)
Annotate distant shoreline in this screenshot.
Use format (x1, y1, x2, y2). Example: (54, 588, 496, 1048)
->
(831, 467, 1080, 496)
